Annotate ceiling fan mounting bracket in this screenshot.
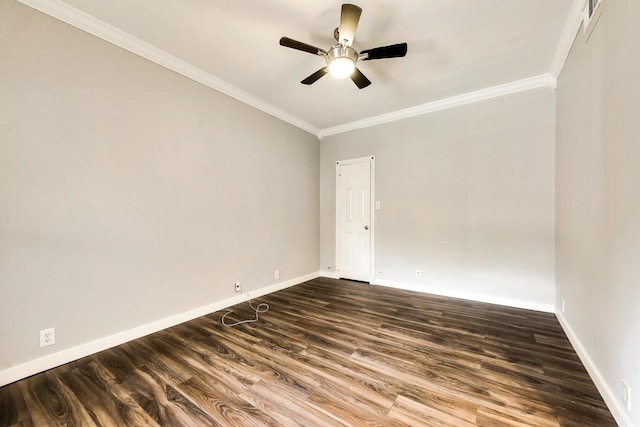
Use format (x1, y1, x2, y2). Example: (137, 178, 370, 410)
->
(333, 27, 352, 46)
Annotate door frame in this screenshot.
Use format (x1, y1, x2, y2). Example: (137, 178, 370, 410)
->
(335, 155, 375, 283)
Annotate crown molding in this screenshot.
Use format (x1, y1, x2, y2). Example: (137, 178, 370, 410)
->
(17, 0, 320, 136)
(550, 0, 586, 79)
(318, 74, 557, 139)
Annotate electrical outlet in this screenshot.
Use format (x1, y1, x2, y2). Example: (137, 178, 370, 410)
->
(561, 298, 566, 313)
(234, 281, 241, 292)
(622, 380, 631, 412)
(40, 328, 55, 348)
(274, 270, 280, 280)
(416, 269, 422, 279)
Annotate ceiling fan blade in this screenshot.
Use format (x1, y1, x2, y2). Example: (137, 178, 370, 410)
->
(361, 43, 408, 60)
(279, 37, 326, 55)
(338, 4, 362, 46)
(350, 67, 371, 89)
(301, 67, 329, 85)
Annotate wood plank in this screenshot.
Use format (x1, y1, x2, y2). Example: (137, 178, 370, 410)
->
(0, 377, 28, 426)
(59, 361, 157, 426)
(389, 395, 477, 426)
(16, 372, 98, 427)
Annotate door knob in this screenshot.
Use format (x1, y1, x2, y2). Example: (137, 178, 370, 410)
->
(364, 225, 369, 230)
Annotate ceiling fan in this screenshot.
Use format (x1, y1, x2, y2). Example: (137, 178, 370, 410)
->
(279, 4, 408, 89)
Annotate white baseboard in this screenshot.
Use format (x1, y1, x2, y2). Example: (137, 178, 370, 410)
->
(372, 279, 555, 313)
(318, 271, 339, 279)
(556, 312, 634, 427)
(243, 272, 321, 299)
(0, 271, 320, 387)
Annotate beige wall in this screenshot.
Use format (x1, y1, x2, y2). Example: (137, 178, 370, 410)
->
(0, 1, 319, 372)
(320, 88, 556, 310)
(556, 0, 640, 424)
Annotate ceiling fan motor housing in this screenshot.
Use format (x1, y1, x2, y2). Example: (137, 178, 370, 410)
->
(327, 45, 359, 64)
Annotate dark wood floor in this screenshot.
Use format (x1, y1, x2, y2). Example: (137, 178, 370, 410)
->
(0, 278, 616, 426)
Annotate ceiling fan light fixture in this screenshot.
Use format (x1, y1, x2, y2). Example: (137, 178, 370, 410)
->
(327, 45, 359, 79)
(329, 57, 355, 79)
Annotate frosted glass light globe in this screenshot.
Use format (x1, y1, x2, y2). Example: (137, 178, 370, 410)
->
(329, 57, 356, 79)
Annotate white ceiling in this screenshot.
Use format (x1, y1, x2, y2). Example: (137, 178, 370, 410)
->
(27, 0, 574, 133)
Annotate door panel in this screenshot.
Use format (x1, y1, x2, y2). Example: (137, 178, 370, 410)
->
(337, 159, 372, 281)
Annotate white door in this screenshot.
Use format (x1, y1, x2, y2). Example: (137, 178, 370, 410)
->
(336, 156, 374, 282)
